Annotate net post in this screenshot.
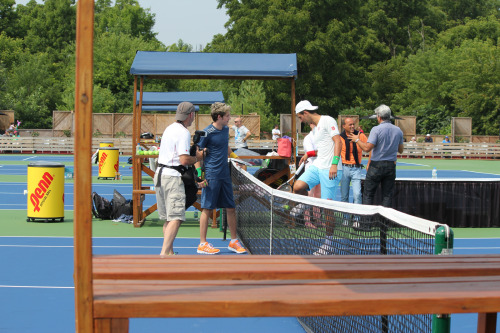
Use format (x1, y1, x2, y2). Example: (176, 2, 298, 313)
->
(432, 225, 454, 333)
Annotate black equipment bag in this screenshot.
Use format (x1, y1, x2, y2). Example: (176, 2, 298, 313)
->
(91, 192, 113, 220)
(110, 190, 133, 220)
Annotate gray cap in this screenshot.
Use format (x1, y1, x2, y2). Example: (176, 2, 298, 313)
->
(175, 102, 195, 121)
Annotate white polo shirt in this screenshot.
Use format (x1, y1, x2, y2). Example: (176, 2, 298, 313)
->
(157, 122, 191, 176)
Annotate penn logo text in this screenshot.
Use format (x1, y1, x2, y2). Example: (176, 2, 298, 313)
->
(99, 152, 108, 174)
(30, 172, 53, 213)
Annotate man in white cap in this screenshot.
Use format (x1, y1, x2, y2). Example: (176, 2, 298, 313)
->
(424, 134, 433, 143)
(293, 100, 342, 200)
(154, 102, 205, 256)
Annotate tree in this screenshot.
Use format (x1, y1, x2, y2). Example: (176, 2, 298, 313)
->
(214, 0, 370, 117)
(18, 0, 76, 60)
(0, 0, 18, 37)
(94, 0, 157, 42)
(3, 52, 59, 128)
(227, 80, 275, 132)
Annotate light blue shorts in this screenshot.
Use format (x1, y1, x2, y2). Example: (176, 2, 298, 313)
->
(298, 165, 342, 200)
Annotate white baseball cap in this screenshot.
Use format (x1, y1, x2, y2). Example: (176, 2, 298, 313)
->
(295, 100, 318, 114)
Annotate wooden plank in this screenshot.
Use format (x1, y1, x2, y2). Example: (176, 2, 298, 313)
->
(92, 254, 500, 280)
(478, 313, 498, 333)
(93, 276, 500, 318)
(94, 318, 129, 333)
(74, 0, 95, 332)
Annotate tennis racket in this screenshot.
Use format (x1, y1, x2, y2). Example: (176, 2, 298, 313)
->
(277, 163, 305, 192)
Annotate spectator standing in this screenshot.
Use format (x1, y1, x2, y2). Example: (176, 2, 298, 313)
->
(340, 117, 367, 204)
(442, 136, 451, 143)
(348, 104, 403, 207)
(424, 134, 433, 143)
(231, 117, 251, 149)
(197, 102, 247, 255)
(154, 102, 205, 256)
(271, 124, 281, 140)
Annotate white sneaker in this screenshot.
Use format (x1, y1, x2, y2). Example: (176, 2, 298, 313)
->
(313, 242, 333, 256)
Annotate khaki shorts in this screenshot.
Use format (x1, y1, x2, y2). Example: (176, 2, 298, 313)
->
(154, 172, 185, 222)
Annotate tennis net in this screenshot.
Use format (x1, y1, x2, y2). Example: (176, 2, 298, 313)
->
(230, 161, 453, 333)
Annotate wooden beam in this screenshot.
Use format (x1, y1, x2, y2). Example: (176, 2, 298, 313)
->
(74, 0, 94, 332)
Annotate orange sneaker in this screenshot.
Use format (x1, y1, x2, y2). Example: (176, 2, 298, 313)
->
(228, 240, 247, 254)
(197, 242, 220, 255)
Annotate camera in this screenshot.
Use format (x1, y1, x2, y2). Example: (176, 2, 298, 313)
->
(193, 130, 207, 145)
(190, 130, 207, 156)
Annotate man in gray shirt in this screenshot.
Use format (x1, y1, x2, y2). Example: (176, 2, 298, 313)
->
(348, 104, 403, 207)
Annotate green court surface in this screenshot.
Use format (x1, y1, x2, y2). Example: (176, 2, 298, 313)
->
(0, 210, 224, 238)
(1, 209, 499, 239)
(397, 158, 500, 174)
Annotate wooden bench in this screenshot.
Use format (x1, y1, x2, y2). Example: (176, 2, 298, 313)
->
(92, 254, 500, 333)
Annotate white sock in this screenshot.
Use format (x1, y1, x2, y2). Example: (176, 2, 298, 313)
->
(230, 239, 237, 243)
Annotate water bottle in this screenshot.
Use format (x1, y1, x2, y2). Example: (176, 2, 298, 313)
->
(432, 167, 437, 179)
(136, 143, 141, 155)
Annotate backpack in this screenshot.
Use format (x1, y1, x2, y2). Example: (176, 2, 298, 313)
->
(91, 192, 113, 220)
(110, 190, 133, 220)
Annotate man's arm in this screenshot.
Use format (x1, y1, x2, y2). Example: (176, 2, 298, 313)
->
(243, 129, 252, 143)
(179, 147, 204, 166)
(329, 134, 342, 179)
(348, 132, 375, 152)
(398, 144, 404, 154)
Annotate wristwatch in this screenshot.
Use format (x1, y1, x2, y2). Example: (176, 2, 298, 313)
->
(354, 139, 359, 143)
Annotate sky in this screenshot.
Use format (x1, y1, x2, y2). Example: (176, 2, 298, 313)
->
(15, 0, 229, 50)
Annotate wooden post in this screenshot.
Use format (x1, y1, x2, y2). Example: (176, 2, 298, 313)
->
(74, 0, 94, 332)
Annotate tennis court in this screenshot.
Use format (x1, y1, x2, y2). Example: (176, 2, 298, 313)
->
(1, 154, 499, 332)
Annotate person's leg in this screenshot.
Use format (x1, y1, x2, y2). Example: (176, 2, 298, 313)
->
(340, 167, 352, 203)
(199, 209, 212, 244)
(380, 164, 396, 207)
(198, 179, 220, 254)
(226, 207, 237, 239)
(351, 167, 363, 204)
(363, 164, 382, 205)
(160, 219, 182, 256)
(218, 179, 246, 254)
(159, 175, 185, 256)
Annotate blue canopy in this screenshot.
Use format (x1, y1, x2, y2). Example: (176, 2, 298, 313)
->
(130, 52, 297, 79)
(136, 91, 224, 106)
(141, 105, 200, 112)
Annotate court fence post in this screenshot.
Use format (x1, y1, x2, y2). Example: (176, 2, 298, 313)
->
(432, 225, 455, 333)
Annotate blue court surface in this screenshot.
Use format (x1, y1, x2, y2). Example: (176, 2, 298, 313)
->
(1, 154, 500, 332)
(1, 236, 499, 333)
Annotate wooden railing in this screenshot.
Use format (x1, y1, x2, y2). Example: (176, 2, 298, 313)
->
(1, 137, 499, 159)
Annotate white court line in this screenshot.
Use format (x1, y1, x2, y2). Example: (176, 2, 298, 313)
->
(22, 156, 36, 161)
(0, 244, 204, 249)
(0, 285, 74, 289)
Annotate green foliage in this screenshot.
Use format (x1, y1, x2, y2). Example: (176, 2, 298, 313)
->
(62, 129, 71, 137)
(95, 0, 157, 41)
(115, 131, 127, 138)
(0, 0, 496, 137)
(226, 81, 276, 132)
(93, 129, 102, 138)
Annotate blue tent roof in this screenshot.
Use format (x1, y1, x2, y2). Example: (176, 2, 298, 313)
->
(130, 52, 297, 79)
(141, 105, 200, 112)
(136, 91, 224, 106)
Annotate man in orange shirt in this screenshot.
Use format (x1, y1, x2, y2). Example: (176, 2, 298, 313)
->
(340, 117, 367, 204)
